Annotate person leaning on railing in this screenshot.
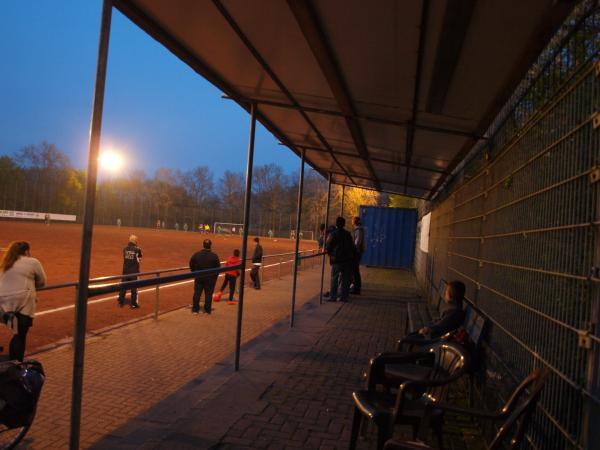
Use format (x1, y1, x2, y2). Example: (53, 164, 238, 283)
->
(0, 241, 47, 361)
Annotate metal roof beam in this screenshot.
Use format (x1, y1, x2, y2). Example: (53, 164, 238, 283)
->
(212, 0, 358, 186)
(403, 0, 430, 195)
(329, 170, 431, 193)
(287, 0, 382, 191)
(296, 143, 446, 175)
(426, 0, 476, 113)
(223, 95, 487, 140)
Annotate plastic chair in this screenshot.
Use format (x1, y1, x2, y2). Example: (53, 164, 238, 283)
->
(382, 368, 550, 450)
(349, 343, 470, 450)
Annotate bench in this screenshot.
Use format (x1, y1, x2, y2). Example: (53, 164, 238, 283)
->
(399, 288, 487, 406)
(404, 279, 446, 335)
(399, 299, 486, 353)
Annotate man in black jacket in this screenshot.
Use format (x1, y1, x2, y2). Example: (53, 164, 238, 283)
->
(325, 217, 355, 303)
(249, 237, 263, 289)
(118, 235, 142, 308)
(189, 239, 221, 314)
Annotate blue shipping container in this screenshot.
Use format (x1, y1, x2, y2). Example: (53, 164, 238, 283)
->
(359, 206, 417, 269)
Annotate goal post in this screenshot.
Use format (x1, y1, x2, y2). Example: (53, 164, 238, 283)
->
(214, 222, 244, 235)
(290, 230, 315, 241)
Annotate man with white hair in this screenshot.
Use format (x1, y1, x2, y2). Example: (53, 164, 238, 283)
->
(118, 234, 143, 309)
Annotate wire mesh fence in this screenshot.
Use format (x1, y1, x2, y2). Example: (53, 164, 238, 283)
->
(417, 2, 599, 448)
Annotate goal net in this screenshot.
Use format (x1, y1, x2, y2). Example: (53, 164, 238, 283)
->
(214, 222, 244, 235)
(289, 230, 315, 241)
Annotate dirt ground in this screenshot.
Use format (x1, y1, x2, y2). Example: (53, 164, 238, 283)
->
(0, 221, 317, 352)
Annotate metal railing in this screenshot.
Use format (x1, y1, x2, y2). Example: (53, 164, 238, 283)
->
(36, 249, 320, 320)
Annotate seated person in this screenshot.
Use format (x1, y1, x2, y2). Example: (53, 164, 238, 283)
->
(417, 280, 466, 338)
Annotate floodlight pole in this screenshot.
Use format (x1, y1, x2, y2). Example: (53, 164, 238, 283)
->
(290, 147, 306, 327)
(234, 102, 257, 371)
(319, 174, 332, 304)
(70, 1, 112, 449)
(340, 185, 345, 218)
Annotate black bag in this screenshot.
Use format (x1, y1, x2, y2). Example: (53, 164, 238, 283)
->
(0, 360, 44, 428)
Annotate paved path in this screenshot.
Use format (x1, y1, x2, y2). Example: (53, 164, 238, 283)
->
(21, 264, 324, 449)
(91, 268, 418, 450)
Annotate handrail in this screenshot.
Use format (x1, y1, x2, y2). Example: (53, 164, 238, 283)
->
(38, 248, 317, 292)
(88, 248, 321, 297)
(88, 264, 242, 297)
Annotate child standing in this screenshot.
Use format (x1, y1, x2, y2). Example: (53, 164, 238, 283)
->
(217, 249, 241, 304)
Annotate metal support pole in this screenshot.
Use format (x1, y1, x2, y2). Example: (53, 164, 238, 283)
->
(319, 174, 332, 304)
(154, 272, 160, 320)
(340, 185, 345, 218)
(234, 102, 257, 371)
(70, 1, 112, 448)
(290, 148, 306, 328)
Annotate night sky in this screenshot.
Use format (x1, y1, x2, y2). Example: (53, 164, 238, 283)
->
(0, 0, 301, 177)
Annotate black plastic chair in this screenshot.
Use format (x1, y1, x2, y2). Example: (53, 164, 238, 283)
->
(349, 343, 470, 450)
(382, 368, 550, 450)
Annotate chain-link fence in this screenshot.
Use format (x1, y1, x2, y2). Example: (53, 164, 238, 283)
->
(416, 2, 599, 448)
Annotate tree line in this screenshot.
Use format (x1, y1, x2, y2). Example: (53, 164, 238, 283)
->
(0, 142, 417, 237)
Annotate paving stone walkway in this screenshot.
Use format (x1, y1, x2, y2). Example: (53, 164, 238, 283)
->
(88, 268, 419, 450)
(20, 264, 324, 449)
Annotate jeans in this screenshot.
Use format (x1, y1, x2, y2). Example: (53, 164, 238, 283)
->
(352, 251, 363, 293)
(9, 313, 32, 361)
(330, 262, 352, 302)
(193, 277, 217, 313)
(250, 264, 261, 289)
(118, 275, 138, 305)
(220, 274, 237, 300)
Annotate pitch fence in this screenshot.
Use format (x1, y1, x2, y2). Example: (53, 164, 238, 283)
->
(37, 249, 321, 319)
(416, 2, 600, 449)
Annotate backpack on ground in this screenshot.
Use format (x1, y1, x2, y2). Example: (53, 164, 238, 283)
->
(0, 360, 45, 428)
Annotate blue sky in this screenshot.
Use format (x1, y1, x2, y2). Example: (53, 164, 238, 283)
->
(0, 0, 300, 177)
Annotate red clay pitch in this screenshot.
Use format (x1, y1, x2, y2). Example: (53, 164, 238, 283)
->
(0, 221, 316, 352)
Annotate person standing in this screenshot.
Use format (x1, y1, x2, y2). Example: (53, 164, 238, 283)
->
(318, 223, 326, 251)
(217, 249, 241, 304)
(0, 241, 46, 361)
(351, 216, 365, 295)
(189, 239, 221, 314)
(325, 217, 355, 303)
(44, 213, 50, 226)
(116, 218, 122, 227)
(250, 237, 263, 289)
(118, 235, 142, 308)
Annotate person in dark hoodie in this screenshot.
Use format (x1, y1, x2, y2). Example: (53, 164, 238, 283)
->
(325, 217, 356, 303)
(189, 239, 221, 314)
(249, 237, 263, 289)
(118, 235, 142, 309)
(418, 280, 466, 338)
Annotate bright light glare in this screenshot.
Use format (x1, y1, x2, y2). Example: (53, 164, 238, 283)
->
(98, 150, 124, 173)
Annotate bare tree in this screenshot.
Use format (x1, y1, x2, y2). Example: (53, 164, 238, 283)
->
(218, 170, 244, 223)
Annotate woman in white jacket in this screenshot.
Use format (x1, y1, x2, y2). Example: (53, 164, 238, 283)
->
(0, 241, 46, 361)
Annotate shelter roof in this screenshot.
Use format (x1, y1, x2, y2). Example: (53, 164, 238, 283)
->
(114, 0, 575, 198)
